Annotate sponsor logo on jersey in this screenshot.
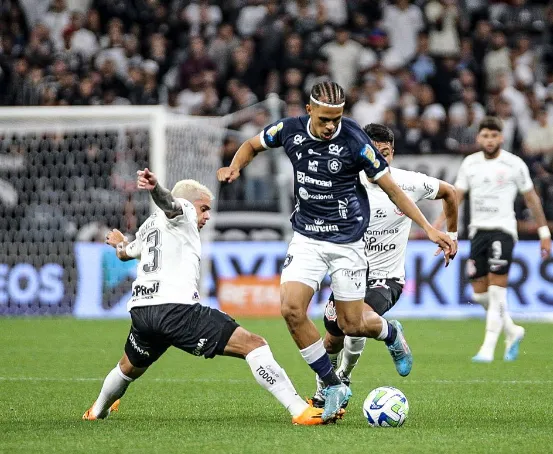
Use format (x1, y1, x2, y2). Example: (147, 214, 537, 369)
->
(265, 122, 283, 144)
(305, 220, 339, 232)
(374, 208, 387, 218)
(193, 338, 208, 356)
(293, 134, 306, 146)
(328, 144, 343, 156)
(399, 183, 415, 192)
(192, 291, 200, 301)
(360, 144, 381, 168)
(308, 148, 321, 156)
(308, 160, 319, 172)
(342, 269, 364, 279)
(366, 236, 396, 252)
(338, 198, 349, 219)
(298, 187, 333, 200)
(296, 171, 332, 187)
(365, 227, 399, 235)
(325, 300, 337, 321)
(283, 254, 293, 268)
(328, 158, 342, 173)
(129, 333, 150, 357)
(296, 151, 302, 160)
(131, 281, 160, 298)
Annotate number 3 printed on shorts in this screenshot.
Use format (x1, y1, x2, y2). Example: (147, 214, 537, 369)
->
(143, 229, 161, 273)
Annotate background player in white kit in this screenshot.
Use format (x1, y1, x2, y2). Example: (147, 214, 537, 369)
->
(440, 116, 551, 362)
(310, 123, 459, 407)
(82, 168, 336, 426)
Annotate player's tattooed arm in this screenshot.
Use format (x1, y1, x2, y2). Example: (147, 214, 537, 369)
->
(137, 168, 183, 218)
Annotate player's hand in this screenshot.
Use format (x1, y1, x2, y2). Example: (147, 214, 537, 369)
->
(217, 166, 240, 183)
(434, 240, 458, 265)
(427, 228, 456, 267)
(137, 168, 158, 191)
(105, 229, 126, 248)
(540, 237, 551, 259)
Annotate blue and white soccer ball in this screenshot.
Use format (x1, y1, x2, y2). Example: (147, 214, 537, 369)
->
(363, 386, 409, 427)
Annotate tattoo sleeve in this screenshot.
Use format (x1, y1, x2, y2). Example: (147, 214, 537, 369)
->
(151, 183, 183, 218)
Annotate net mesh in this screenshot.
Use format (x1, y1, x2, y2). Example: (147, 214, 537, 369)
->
(0, 109, 224, 315)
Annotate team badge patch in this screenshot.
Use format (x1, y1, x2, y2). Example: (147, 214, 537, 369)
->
(265, 122, 283, 145)
(325, 300, 337, 322)
(328, 158, 342, 173)
(283, 254, 293, 269)
(360, 144, 381, 168)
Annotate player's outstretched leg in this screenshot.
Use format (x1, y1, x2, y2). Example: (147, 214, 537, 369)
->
(336, 336, 366, 383)
(281, 282, 351, 422)
(83, 356, 143, 420)
(225, 326, 344, 425)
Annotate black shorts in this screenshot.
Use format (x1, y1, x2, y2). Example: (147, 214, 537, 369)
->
(468, 230, 515, 280)
(125, 303, 240, 368)
(324, 279, 403, 337)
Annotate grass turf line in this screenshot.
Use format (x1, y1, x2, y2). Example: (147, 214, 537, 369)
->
(1, 318, 552, 454)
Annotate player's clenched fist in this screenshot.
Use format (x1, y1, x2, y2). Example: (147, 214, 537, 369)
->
(217, 166, 240, 183)
(137, 168, 158, 191)
(105, 228, 126, 248)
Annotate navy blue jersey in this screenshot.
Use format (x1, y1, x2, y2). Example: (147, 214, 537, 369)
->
(259, 115, 389, 243)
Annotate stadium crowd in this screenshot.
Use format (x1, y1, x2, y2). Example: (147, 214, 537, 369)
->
(1, 0, 553, 238)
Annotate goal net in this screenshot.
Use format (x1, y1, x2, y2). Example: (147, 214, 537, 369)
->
(0, 106, 225, 316)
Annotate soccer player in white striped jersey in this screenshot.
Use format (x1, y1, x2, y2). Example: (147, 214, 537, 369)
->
(311, 123, 459, 407)
(82, 168, 338, 425)
(439, 116, 551, 362)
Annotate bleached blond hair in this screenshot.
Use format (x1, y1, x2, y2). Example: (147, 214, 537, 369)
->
(171, 179, 214, 202)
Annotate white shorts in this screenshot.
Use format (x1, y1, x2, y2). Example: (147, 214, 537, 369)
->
(281, 232, 367, 301)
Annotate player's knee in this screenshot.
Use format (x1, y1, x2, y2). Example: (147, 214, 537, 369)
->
(280, 299, 306, 326)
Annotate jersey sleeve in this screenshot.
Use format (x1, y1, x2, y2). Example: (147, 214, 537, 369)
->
(415, 172, 440, 201)
(454, 158, 469, 191)
(125, 237, 142, 258)
(259, 118, 288, 149)
(358, 142, 389, 180)
(515, 159, 534, 193)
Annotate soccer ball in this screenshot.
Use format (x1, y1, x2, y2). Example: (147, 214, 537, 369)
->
(362, 386, 409, 427)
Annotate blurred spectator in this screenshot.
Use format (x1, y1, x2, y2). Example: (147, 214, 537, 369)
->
(351, 77, 387, 126)
(410, 33, 436, 83)
(67, 11, 98, 62)
(484, 30, 511, 91)
(381, 0, 425, 67)
(236, 0, 267, 37)
(41, 0, 70, 50)
(208, 23, 240, 80)
(182, 0, 222, 39)
(179, 36, 216, 90)
(425, 0, 461, 57)
(320, 27, 363, 92)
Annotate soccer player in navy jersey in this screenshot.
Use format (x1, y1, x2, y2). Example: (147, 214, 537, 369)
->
(217, 81, 456, 421)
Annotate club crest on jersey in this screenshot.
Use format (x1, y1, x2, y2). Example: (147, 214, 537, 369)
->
(299, 187, 309, 200)
(328, 158, 342, 173)
(192, 291, 200, 301)
(328, 144, 343, 156)
(308, 160, 319, 172)
(325, 300, 337, 321)
(293, 134, 306, 146)
(360, 144, 381, 168)
(283, 254, 293, 269)
(265, 122, 283, 144)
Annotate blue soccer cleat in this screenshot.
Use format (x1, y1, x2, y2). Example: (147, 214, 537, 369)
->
(504, 326, 525, 362)
(387, 320, 413, 377)
(322, 383, 351, 422)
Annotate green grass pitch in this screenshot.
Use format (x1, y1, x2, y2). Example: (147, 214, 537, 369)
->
(1, 318, 552, 454)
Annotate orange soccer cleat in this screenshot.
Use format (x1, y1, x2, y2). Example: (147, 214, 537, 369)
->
(292, 405, 345, 426)
(82, 399, 121, 421)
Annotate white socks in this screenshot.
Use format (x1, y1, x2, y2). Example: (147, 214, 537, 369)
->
(337, 337, 367, 378)
(245, 345, 308, 417)
(376, 316, 388, 341)
(92, 364, 133, 418)
(479, 286, 505, 356)
(477, 286, 520, 357)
